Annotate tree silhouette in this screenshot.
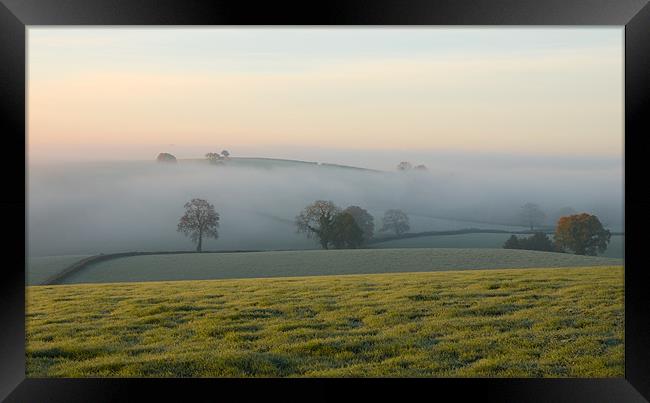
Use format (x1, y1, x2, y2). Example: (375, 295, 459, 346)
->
(205, 152, 224, 165)
(330, 212, 364, 249)
(504, 232, 559, 252)
(397, 161, 412, 171)
(503, 235, 520, 249)
(520, 202, 546, 231)
(343, 205, 375, 244)
(295, 200, 341, 249)
(381, 209, 410, 235)
(177, 198, 220, 252)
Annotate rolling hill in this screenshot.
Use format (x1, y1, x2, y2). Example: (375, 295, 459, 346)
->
(51, 248, 622, 285)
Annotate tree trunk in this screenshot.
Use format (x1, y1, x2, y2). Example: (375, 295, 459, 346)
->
(197, 233, 202, 252)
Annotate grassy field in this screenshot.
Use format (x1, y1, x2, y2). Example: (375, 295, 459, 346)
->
(27, 255, 92, 285)
(372, 234, 624, 259)
(27, 266, 623, 377)
(58, 248, 622, 284)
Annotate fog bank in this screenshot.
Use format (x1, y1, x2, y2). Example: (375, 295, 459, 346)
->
(27, 155, 623, 256)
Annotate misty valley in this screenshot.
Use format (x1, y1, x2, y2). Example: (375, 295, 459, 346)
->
(25, 27, 625, 379)
(28, 154, 623, 257)
(26, 153, 625, 378)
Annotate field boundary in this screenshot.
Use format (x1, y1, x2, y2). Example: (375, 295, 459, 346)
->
(369, 228, 542, 244)
(369, 228, 625, 244)
(40, 232, 625, 285)
(40, 250, 263, 286)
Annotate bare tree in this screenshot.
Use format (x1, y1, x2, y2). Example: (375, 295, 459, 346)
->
(381, 209, 410, 235)
(295, 200, 341, 249)
(177, 198, 220, 252)
(520, 202, 546, 231)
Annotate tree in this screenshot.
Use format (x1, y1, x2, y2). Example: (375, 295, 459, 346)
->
(520, 202, 546, 231)
(503, 232, 560, 252)
(397, 161, 412, 171)
(177, 198, 220, 252)
(343, 205, 374, 244)
(555, 213, 611, 256)
(206, 152, 224, 165)
(156, 153, 177, 163)
(221, 150, 230, 159)
(503, 235, 520, 249)
(551, 206, 576, 224)
(295, 200, 341, 249)
(414, 164, 428, 171)
(520, 232, 559, 252)
(330, 212, 364, 249)
(380, 209, 410, 235)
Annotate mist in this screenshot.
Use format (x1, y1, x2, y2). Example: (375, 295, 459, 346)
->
(27, 150, 623, 257)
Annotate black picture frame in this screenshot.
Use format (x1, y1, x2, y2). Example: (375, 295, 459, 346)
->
(1, 1, 649, 401)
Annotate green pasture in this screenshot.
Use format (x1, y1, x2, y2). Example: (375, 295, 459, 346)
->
(57, 248, 622, 285)
(371, 234, 624, 259)
(26, 266, 623, 377)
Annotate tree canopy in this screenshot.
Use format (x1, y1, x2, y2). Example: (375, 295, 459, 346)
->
(330, 212, 364, 249)
(503, 235, 520, 249)
(503, 232, 560, 252)
(343, 205, 374, 244)
(295, 200, 341, 249)
(554, 213, 610, 256)
(177, 198, 220, 252)
(205, 152, 225, 165)
(380, 209, 410, 235)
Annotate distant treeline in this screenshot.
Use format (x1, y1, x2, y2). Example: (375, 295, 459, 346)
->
(368, 228, 624, 244)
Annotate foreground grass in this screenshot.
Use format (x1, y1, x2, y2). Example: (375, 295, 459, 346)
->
(60, 248, 622, 284)
(27, 266, 623, 377)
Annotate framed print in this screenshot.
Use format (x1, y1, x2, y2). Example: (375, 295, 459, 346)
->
(1, 0, 649, 401)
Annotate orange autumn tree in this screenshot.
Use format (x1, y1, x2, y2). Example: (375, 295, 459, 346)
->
(554, 213, 611, 256)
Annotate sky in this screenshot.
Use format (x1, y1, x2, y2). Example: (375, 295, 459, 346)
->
(28, 27, 623, 164)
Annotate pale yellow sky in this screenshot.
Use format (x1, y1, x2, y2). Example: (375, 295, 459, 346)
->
(28, 28, 623, 158)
